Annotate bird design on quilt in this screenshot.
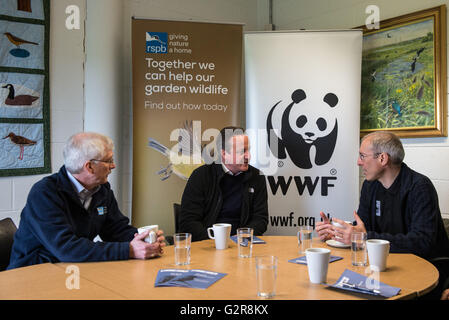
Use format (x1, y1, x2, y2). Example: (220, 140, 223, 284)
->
(2, 132, 37, 160)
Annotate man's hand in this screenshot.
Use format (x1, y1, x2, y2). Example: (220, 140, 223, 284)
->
(129, 230, 166, 259)
(441, 288, 449, 300)
(316, 211, 333, 241)
(330, 211, 367, 245)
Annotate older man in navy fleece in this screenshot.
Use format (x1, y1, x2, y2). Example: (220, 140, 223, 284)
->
(8, 132, 165, 269)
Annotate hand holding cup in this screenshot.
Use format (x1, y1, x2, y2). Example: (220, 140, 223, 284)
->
(130, 229, 165, 259)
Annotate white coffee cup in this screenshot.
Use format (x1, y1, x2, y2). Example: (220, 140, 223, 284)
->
(366, 239, 390, 272)
(138, 225, 158, 244)
(305, 248, 331, 284)
(207, 223, 232, 250)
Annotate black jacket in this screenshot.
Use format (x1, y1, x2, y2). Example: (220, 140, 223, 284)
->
(357, 163, 449, 259)
(180, 164, 268, 241)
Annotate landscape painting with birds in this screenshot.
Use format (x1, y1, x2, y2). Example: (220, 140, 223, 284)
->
(361, 18, 436, 131)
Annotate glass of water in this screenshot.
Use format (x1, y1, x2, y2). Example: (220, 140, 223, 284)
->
(255, 255, 278, 298)
(298, 226, 313, 254)
(237, 227, 254, 258)
(351, 232, 367, 266)
(174, 233, 191, 265)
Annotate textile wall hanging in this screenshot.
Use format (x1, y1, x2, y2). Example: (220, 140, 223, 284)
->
(0, 0, 50, 176)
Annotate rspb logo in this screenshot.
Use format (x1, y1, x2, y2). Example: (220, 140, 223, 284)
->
(146, 32, 167, 54)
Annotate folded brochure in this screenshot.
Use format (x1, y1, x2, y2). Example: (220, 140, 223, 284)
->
(155, 269, 227, 289)
(329, 269, 401, 298)
(288, 255, 343, 265)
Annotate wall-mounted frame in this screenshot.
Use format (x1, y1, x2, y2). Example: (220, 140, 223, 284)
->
(359, 5, 447, 138)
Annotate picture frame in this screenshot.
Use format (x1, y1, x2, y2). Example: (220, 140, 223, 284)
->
(359, 5, 447, 138)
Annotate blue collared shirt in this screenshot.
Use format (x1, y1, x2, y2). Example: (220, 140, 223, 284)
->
(66, 170, 99, 210)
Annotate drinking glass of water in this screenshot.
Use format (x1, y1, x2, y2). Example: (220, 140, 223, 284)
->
(351, 232, 367, 266)
(298, 226, 313, 254)
(255, 255, 278, 298)
(237, 227, 254, 258)
(174, 233, 191, 265)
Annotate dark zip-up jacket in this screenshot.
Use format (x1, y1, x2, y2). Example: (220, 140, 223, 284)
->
(357, 163, 449, 259)
(180, 163, 268, 241)
(8, 166, 137, 270)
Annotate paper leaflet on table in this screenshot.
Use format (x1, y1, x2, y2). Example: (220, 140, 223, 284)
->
(154, 269, 227, 289)
(288, 255, 343, 265)
(328, 269, 401, 298)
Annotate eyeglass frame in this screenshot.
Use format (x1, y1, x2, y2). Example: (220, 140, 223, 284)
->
(358, 152, 381, 161)
(90, 158, 115, 165)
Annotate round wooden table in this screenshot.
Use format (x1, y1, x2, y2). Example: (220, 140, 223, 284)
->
(0, 236, 438, 300)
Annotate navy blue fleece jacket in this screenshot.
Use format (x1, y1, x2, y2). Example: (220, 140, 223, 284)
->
(8, 166, 137, 270)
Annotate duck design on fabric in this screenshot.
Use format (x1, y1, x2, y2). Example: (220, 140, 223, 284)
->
(2, 84, 39, 106)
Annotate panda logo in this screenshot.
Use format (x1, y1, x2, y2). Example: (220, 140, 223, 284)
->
(266, 89, 338, 169)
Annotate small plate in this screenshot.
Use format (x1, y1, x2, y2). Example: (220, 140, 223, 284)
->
(326, 239, 350, 248)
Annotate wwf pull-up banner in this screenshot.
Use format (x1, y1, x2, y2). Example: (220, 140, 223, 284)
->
(245, 30, 362, 235)
(132, 18, 242, 230)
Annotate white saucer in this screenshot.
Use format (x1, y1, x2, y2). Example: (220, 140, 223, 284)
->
(326, 239, 350, 248)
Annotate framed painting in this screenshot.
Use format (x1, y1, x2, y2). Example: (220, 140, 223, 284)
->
(359, 5, 447, 138)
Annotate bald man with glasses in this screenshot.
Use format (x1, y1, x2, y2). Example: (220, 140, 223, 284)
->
(316, 131, 449, 261)
(8, 132, 165, 270)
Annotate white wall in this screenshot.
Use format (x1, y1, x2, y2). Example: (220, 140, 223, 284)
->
(0, 0, 86, 226)
(84, 0, 124, 208)
(270, 0, 449, 218)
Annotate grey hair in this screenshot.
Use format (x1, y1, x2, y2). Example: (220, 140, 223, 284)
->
(63, 132, 114, 174)
(361, 131, 404, 165)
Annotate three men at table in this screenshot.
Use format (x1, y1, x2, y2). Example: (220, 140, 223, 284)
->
(8, 132, 165, 270)
(179, 126, 269, 241)
(317, 131, 449, 259)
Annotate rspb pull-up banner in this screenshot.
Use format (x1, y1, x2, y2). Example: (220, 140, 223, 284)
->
(132, 18, 242, 230)
(245, 30, 362, 235)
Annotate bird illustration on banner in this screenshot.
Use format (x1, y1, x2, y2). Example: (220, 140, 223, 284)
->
(2, 84, 39, 106)
(146, 33, 166, 45)
(4, 32, 39, 58)
(2, 132, 37, 160)
(148, 121, 209, 181)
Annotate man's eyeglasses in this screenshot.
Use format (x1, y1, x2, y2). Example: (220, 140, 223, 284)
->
(90, 158, 114, 164)
(358, 153, 380, 161)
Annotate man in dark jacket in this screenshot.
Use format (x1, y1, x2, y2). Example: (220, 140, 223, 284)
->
(8, 132, 165, 270)
(180, 126, 268, 241)
(316, 131, 449, 260)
